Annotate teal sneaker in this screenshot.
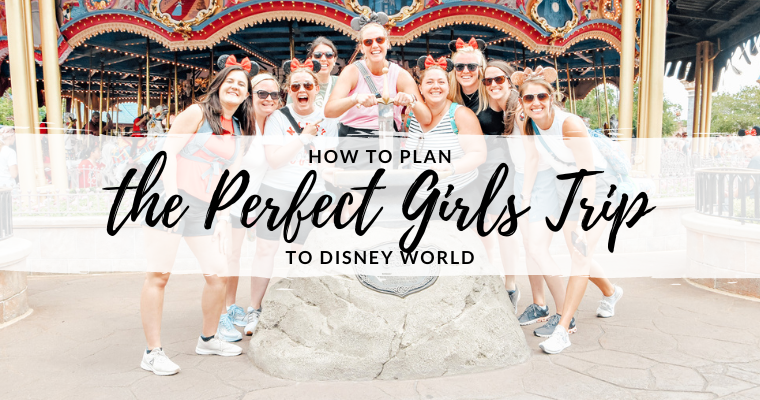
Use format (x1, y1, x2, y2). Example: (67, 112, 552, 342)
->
(217, 313, 242, 342)
(517, 303, 550, 326)
(227, 304, 246, 327)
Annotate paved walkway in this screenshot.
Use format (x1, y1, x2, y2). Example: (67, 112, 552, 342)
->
(2, 273, 760, 400)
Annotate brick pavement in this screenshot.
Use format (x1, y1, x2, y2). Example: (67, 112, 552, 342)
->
(1, 274, 760, 399)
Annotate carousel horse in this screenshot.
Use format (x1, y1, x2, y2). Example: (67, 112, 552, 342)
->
(146, 104, 169, 138)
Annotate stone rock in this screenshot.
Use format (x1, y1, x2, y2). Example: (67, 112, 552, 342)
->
(249, 222, 531, 381)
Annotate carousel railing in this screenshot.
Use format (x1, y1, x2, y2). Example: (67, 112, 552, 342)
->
(695, 168, 760, 224)
(12, 188, 135, 218)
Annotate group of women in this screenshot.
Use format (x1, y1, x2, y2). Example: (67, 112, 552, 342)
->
(137, 16, 624, 376)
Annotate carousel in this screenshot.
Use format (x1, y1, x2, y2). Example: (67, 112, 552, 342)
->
(3, 0, 760, 194)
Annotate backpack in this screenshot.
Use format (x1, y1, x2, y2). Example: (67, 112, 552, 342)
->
(151, 117, 242, 193)
(531, 120, 638, 202)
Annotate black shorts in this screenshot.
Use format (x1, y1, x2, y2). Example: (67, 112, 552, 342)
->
(254, 184, 324, 245)
(141, 186, 217, 237)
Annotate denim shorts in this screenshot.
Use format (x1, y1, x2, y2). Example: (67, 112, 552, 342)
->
(514, 170, 561, 223)
(141, 187, 217, 237)
(554, 171, 618, 222)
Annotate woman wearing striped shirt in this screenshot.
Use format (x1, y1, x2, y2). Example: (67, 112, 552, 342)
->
(405, 57, 486, 205)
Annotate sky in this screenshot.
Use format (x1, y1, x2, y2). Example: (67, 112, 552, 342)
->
(663, 40, 760, 116)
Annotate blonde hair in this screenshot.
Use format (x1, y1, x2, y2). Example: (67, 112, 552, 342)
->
(448, 48, 488, 114)
(357, 23, 392, 56)
(251, 72, 277, 90)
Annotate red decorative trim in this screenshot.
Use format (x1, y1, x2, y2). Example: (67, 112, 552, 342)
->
(60, 2, 622, 55)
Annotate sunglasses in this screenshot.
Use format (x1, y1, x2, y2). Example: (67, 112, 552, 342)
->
(290, 82, 314, 92)
(482, 75, 507, 86)
(312, 51, 335, 59)
(254, 90, 280, 100)
(521, 93, 551, 102)
(362, 36, 387, 47)
(454, 63, 479, 72)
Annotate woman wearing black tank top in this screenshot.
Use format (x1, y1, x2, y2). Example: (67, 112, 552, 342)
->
(449, 38, 519, 310)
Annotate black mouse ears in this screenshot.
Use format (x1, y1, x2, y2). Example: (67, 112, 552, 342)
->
(416, 55, 454, 73)
(350, 12, 390, 31)
(447, 37, 487, 53)
(282, 58, 322, 74)
(217, 54, 260, 76)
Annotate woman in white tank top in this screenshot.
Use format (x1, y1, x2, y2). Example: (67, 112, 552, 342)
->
(513, 67, 623, 355)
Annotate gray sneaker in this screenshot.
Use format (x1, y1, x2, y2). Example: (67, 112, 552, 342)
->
(518, 303, 550, 326)
(534, 314, 577, 337)
(508, 287, 520, 314)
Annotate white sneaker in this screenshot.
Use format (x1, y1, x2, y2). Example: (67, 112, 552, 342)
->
(217, 313, 243, 342)
(597, 285, 624, 318)
(195, 336, 243, 357)
(140, 348, 181, 376)
(539, 325, 571, 354)
(243, 307, 262, 336)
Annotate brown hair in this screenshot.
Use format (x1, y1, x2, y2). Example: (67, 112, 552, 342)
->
(484, 60, 518, 136)
(518, 75, 563, 136)
(198, 65, 254, 136)
(419, 65, 449, 82)
(307, 37, 338, 59)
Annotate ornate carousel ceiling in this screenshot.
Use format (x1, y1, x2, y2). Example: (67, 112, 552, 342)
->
(1, 0, 758, 103)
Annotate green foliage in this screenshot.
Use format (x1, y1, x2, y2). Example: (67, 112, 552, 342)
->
(711, 86, 760, 133)
(572, 82, 681, 137)
(0, 92, 14, 125)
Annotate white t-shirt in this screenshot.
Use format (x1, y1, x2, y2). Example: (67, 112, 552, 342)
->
(0, 146, 17, 188)
(228, 125, 269, 217)
(261, 104, 338, 192)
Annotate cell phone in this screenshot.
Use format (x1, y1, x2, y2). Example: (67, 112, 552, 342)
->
(571, 231, 587, 257)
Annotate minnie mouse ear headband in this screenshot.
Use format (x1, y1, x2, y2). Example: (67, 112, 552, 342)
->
(282, 58, 322, 74)
(447, 37, 487, 53)
(217, 54, 260, 76)
(510, 66, 558, 87)
(416, 55, 454, 73)
(351, 12, 390, 31)
(748, 128, 759, 137)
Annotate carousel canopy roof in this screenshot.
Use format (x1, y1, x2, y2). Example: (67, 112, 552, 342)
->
(52, 19, 620, 106)
(666, 0, 760, 87)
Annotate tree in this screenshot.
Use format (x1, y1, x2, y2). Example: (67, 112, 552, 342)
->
(573, 82, 681, 137)
(710, 86, 760, 133)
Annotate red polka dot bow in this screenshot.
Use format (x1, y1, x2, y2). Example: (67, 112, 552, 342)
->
(456, 37, 479, 50)
(749, 128, 758, 136)
(225, 55, 252, 73)
(424, 56, 448, 69)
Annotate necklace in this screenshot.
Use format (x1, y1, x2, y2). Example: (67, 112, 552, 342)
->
(462, 90, 477, 102)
